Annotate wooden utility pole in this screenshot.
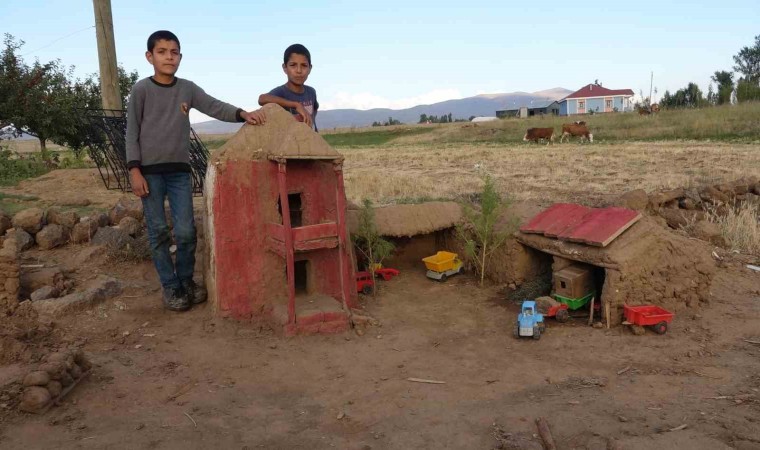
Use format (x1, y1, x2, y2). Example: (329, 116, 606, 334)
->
(649, 71, 654, 108)
(93, 0, 122, 111)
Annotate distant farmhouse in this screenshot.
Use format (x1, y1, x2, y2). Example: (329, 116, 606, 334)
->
(496, 100, 560, 119)
(559, 83, 634, 116)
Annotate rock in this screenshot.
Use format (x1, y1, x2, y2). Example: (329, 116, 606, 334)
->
(0, 212, 11, 236)
(679, 198, 698, 210)
(46, 381, 62, 398)
(692, 220, 726, 246)
(20, 267, 65, 299)
(733, 184, 749, 195)
(593, 322, 604, 329)
(47, 208, 80, 229)
(118, 216, 142, 236)
(60, 372, 74, 387)
(69, 363, 83, 379)
(30, 285, 59, 302)
(617, 189, 649, 211)
(658, 209, 705, 229)
(58, 196, 91, 207)
(38, 361, 66, 380)
(90, 212, 110, 227)
(649, 188, 684, 209)
(630, 325, 646, 336)
(32, 275, 122, 316)
(71, 245, 106, 268)
(109, 197, 143, 224)
(4, 228, 34, 251)
(700, 186, 730, 204)
(12, 208, 45, 234)
(19, 386, 51, 413)
(35, 224, 68, 250)
(92, 227, 135, 250)
(71, 219, 99, 244)
(23, 371, 51, 387)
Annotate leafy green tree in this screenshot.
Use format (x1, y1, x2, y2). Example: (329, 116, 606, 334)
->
(418, 113, 428, 123)
(736, 77, 760, 102)
(457, 175, 515, 286)
(711, 71, 734, 105)
(351, 199, 395, 296)
(733, 34, 760, 83)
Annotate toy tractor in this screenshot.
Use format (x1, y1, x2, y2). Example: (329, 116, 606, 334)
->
(514, 300, 546, 340)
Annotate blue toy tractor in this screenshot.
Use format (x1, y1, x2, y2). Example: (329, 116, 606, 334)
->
(514, 300, 546, 340)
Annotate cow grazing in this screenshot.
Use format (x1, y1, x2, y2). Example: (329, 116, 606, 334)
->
(573, 120, 586, 125)
(523, 127, 555, 144)
(560, 123, 593, 143)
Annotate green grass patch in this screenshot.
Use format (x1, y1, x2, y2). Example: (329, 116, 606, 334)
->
(0, 150, 51, 187)
(322, 127, 435, 147)
(0, 192, 41, 216)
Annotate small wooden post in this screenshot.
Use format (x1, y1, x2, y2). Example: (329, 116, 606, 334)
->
(535, 417, 557, 450)
(606, 300, 611, 329)
(588, 296, 595, 326)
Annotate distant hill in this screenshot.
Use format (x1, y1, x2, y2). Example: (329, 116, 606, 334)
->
(191, 88, 573, 134)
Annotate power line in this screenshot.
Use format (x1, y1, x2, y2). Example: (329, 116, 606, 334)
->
(20, 25, 95, 57)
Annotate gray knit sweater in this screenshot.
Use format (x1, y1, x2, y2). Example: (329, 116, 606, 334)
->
(126, 77, 243, 173)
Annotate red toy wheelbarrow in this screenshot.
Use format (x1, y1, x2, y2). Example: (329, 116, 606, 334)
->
(623, 304, 674, 334)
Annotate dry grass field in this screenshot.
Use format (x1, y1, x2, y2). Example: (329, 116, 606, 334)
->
(339, 141, 760, 206)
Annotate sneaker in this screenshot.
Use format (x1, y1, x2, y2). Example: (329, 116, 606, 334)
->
(162, 287, 190, 312)
(181, 279, 207, 305)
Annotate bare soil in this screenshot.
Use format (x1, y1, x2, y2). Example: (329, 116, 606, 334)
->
(0, 247, 759, 449)
(1, 168, 759, 449)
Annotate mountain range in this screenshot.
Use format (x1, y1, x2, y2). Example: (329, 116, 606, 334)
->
(191, 87, 573, 134)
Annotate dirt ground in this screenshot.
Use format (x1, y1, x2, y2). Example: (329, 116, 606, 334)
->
(1, 164, 760, 449)
(0, 245, 759, 449)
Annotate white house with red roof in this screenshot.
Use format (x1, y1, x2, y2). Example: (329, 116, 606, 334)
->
(559, 83, 634, 116)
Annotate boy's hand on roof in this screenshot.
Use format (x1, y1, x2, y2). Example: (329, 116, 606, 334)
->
(295, 104, 313, 127)
(241, 109, 266, 126)
(129, 168, 150, 198)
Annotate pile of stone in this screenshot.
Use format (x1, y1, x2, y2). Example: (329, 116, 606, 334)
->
(0, 196, 145, 252)
(0, 231, 20, 305)
(19, 348, 92, 414)
(617, 176, 760, 246)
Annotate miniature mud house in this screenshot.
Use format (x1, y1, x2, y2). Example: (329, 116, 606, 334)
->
(347, 201, 463, 268)
(204, 105, 356, 335)
(513, 203, 716, 325)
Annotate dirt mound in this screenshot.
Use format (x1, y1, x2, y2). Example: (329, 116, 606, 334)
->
(2, 168, 121, 209)
(212, 104, 340, 163)
(347, 201, 463, 238)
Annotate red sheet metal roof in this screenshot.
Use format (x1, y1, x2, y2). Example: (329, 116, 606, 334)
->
(563, 84, 635, 100)
(520, 204, 641, 247)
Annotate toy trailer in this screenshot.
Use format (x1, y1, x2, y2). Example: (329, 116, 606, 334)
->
(552, 265, 596, 310)
(623, 304, 674, 334)
(422, 251, 464, 282)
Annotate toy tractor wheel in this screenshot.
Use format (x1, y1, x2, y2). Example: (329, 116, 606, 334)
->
(458, 266, 464, 275)
(555, 309, 569, 323)
(533, 326, 541, 340)
(439, 274, 448, 282)
(362, 285, 372, 295)
(513, 323, 520, 338)
(654, 321, 668, 335)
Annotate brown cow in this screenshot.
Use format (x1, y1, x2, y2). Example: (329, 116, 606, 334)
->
(523, 127, 555, 144)
(560, 123, 593, 143)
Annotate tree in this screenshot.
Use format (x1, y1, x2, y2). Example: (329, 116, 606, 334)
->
(447, 112, 452, 123)
(456, 175, 515, 286)
(733, 34, 760, 83)
(0, 34, 138, 155)
(418, 113, 428, 124)
(351, 199, 395, 296)
(736, 77, 760, 102)
(711, 70, 734, 105)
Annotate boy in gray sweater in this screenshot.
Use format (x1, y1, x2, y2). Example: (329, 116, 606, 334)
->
(126, 30, 265, 311)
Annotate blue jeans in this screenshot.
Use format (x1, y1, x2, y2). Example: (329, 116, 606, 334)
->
(141, 172, 196, 289)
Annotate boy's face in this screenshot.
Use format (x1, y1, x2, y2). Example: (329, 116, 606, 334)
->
(282, 53, 311, 87)
(146, 39, 182, 77)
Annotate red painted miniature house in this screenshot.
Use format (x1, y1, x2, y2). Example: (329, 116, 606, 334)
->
(204, 105, 357, 335)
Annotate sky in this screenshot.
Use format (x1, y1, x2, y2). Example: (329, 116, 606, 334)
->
(3, 0, 759, 123)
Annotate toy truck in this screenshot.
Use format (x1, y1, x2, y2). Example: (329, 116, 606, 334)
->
(422, 251, 464, 282)
(514, 300, 546, 340)
(356, 271, 375, 295)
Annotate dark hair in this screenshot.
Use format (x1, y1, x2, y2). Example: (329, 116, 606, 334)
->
(147, 30, 180, 53)
(283, 44, 311, 66)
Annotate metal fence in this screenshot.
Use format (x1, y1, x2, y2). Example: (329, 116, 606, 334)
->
(81, 109, 209, 195)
